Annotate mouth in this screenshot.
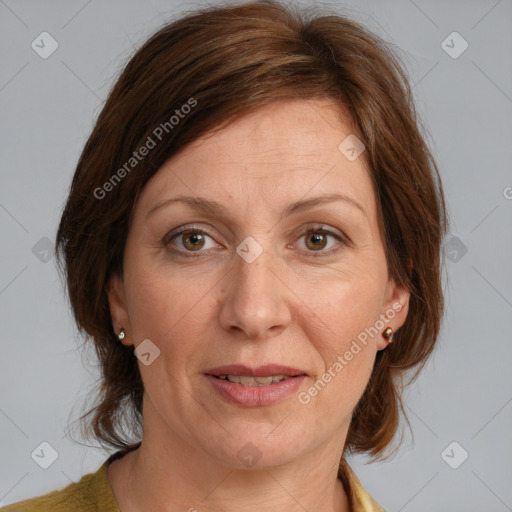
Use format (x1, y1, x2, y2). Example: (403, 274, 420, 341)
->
(203, 364, 308, 407)
(212, 375, 294, 386)
(204, 364, 307, 387)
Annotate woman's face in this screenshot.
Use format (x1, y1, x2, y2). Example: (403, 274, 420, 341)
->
(108, 98, 410, 469)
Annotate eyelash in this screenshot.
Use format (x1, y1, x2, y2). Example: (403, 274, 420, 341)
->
(162, 224, 348, 258)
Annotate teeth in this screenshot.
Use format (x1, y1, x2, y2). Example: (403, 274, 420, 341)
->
(255, 376, 273, 385)
(217, 375, 291, 386)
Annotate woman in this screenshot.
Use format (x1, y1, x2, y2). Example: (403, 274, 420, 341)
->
(1, 0, 447, 511)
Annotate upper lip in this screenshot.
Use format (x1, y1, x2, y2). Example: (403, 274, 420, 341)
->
(204, 364, 307, 377)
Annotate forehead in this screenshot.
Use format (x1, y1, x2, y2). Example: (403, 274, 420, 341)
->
(136, 98, 377, 222)
(171, 98, 358, 168)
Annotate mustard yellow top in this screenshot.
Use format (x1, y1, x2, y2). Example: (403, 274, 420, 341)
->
(0, 452, 385, 512)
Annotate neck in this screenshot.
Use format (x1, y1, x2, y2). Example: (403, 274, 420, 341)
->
(108, 402, 352, 512)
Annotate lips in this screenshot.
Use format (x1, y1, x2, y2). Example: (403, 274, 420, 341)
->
(204, 364, 308, 406)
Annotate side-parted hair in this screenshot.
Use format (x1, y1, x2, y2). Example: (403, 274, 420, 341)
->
(56, 0, 447, 460)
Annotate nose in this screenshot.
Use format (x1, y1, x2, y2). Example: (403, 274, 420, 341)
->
(218, 245, 292, 341)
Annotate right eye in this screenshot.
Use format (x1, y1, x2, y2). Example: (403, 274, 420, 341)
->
(164, 227, 219, 255)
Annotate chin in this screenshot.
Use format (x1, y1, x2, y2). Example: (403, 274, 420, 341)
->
(204, 424, 311, 470)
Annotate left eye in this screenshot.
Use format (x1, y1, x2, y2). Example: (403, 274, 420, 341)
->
(295, 227, 344, 254)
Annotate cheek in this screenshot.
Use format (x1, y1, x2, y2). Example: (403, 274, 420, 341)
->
(295, 267, 385, 410)
(123, 254, 217, 370)
(299, 266, 386, 353)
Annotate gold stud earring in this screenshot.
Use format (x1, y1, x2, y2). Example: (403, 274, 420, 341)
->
(383, 327, 393, 344)
(118, 328, 126, 341)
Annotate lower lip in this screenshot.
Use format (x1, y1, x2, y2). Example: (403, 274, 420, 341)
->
(204, 375, 307, 407)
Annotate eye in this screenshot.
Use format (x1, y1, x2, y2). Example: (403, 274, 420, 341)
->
(165, 227, 218, 254)
(296, 226, 346, 256)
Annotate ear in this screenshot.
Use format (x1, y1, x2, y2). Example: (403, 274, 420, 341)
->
(107, 272, 133, 346)
(376, 270, 411, 351)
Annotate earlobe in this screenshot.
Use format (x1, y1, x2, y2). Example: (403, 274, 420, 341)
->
(377, 278, 411, 351)
(107, 273, 131, 345)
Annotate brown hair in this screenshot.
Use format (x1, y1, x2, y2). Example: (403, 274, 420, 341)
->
(56, 0, 447, 460)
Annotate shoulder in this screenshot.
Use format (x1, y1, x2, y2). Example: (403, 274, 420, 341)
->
(0, 487, 90, 512)
(0, 462, 119, 512)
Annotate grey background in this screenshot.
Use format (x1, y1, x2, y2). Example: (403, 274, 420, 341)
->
(1, 0, 511, 510)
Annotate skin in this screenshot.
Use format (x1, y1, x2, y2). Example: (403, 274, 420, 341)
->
(107, 97, 410, 512)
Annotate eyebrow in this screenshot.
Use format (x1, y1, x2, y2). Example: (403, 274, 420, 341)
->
(146, 193, 366, 219)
